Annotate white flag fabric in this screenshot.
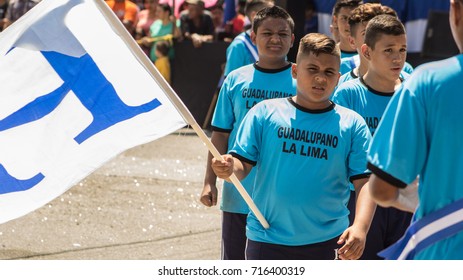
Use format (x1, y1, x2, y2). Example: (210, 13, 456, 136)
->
(0, 0, 187, 223)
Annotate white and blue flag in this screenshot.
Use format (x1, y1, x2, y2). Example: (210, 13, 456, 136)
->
(0, 0, 187, 223)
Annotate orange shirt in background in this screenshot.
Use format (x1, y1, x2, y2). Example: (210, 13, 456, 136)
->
(105, 0, 138, 24)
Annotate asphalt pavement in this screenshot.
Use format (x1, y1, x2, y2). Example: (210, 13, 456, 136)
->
(0, 128, 222, 260)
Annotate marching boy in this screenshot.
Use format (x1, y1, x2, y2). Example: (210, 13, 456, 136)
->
(212, 33, 376, 260)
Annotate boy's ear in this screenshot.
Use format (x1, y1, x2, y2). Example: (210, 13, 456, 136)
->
(291, 63, 297, 79)
(332, 15, 338, 27)
(251, 30, 257, 44)
(451, 0, 462, 27)
(361, 44, 371, 60)
(290, 33, 295, 48)
(348, 35, 356, 50)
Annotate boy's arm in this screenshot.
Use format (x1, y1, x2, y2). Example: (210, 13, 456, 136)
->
(200, 131, 230, 207)
(338, 177, 376, 260)
(353, 177, 376, 235)
(369, 174, 418, 213)
(211, 154, 253, 182)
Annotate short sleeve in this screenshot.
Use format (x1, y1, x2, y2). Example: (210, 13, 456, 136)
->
(229, 103, 264, 165)
(124, 3, 139, 23)
(332, 84, 352, 109)
(340, 58, 353, 75)
(224, 41, 248, 76)
(403, 62, 414, 74)
(211, 75, 234, 132)
(348, 116, 372, 182)
(149, 20, 162, 37)
(367, 74, 428, 188)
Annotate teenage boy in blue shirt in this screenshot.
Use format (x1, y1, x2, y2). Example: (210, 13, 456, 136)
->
(212, 33, 376, 260)
(200, 6, 296, 260)
(332, 14, 413, 259)
(367, 0, 463, 260)
(337, 3, 413, 84)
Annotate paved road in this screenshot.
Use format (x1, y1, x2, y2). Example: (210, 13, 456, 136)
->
(0, 129, 222, 260)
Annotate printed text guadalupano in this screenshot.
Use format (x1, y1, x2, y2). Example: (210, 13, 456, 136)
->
(277, 127, 339, 160)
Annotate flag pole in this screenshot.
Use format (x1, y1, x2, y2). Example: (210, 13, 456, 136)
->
(93, 0, 270, 229)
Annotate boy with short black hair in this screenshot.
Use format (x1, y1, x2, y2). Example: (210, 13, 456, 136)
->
(332, 0, 363, 59)
(211, 33, 376, 260)
(339, 4, 414, 78)
(332, 14, 413, 259)
(200, 5, 296, 260)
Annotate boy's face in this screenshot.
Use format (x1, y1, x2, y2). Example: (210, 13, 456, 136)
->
(292, 52, 340, 109)
(349, 22, 368, 51)
(335, 7, 354, 40)
(251, 17, 294, 62)
(362, 34, 407, 82)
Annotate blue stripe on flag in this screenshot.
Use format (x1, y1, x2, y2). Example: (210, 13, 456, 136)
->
(43, 51, 163, 144)
(0, 50, 163, 144)
(0, 164, 44, 194)
(0, 83, 70, 132)
(0, 49, 164, 194)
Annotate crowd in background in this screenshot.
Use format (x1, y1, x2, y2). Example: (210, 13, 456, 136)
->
(0, 0, 452, 85)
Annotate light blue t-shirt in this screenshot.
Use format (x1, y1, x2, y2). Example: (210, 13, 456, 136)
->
(367, 54, 463, 259)
(212, 63, 296, 214)
(224, 31, 258, 76)
(332, 75, 409, 135)
(340, 54, 414, 76)
(230, 98, 371, 246)
(338, 69, 411, 86)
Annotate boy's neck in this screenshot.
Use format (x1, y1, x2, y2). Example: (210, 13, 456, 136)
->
(256, 59, 290, 70)
(338, 38, 356, 53)
(292, 96, 333, 112)
(355, 56, 369, 78)
(363, 71, 402, 93)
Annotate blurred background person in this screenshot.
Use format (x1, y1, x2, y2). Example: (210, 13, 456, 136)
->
(140, 3, 180, 63)
(209, 3, 226, 41)
(3, 0, 40, 29)
(136, 0, 160, 55)
(154, 40, 172, 84)
(225, 0, 246, 38)
(0, 0, 8, 31)
(180, 0, 214, 48)
(105, 0, 139, 36)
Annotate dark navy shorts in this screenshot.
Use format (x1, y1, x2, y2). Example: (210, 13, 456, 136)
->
(221, 211, 247, 260)
(360, 206, 413, 260)
(245, 235, 341, 260)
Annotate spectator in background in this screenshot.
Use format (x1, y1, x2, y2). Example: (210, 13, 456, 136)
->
(180, 0, 214, 48)
(105, 0, 139, 36)
(222, 0, 274, 77)
(140, 3, 180, 63)
(210, 4, 226, 40)
(136, 0, 159, 55)
(0, 0, 8, 31)
(154, 40, 171, 84)
(3, 0, 40, 29)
